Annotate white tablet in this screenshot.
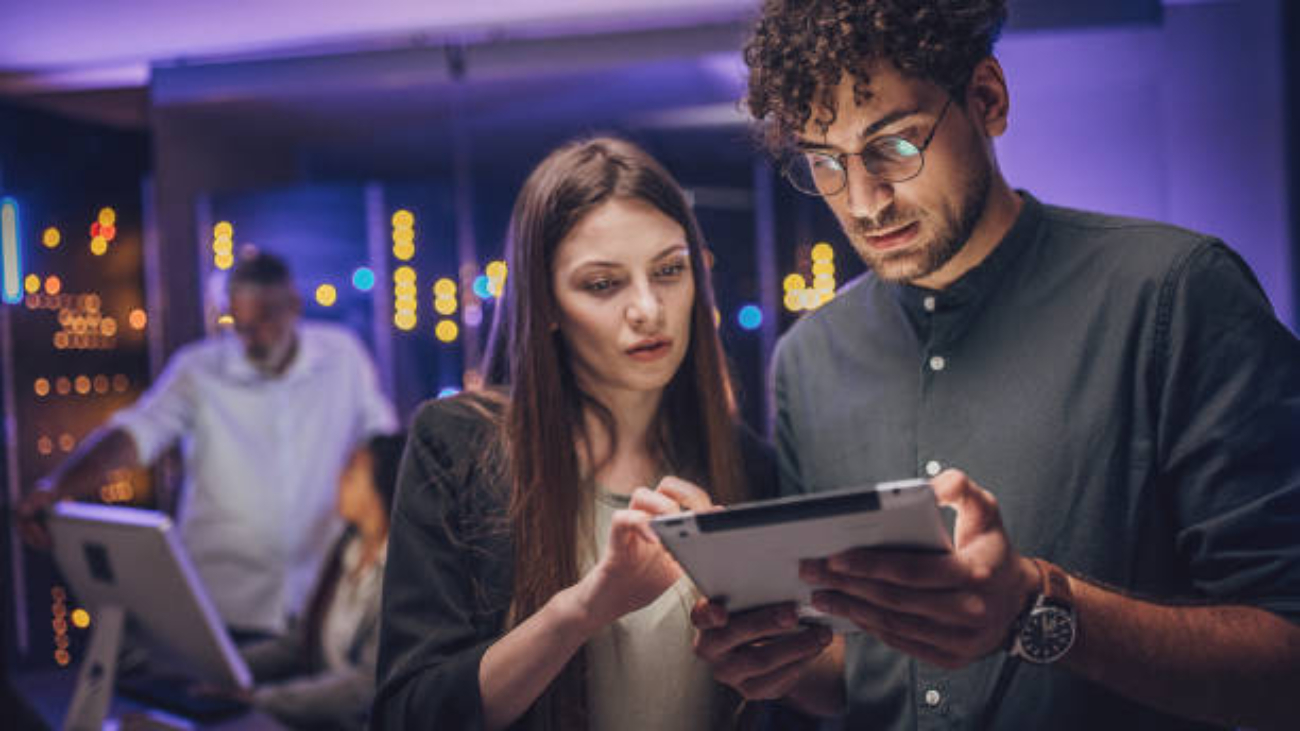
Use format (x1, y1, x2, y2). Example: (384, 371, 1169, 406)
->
(650, 479, 952, 633)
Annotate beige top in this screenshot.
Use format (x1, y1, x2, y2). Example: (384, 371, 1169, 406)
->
(583, 488, 717, 731)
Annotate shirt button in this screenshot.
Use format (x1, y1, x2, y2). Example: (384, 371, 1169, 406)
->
(925, 460, 942, 477)
(924, 688, 942, 707)
(923, 296, 936, 312)
(929, 355, 946, 372)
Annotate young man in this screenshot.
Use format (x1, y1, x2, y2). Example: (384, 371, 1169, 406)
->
(691, 1, 1300, 729)
(18, 251, 397, 638)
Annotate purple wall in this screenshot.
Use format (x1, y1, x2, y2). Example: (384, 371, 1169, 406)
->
(996, 0, 1292, 329)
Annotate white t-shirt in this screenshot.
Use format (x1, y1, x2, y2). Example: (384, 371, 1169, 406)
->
(110, 322, 397, 632)
(584, 488, 716, 731)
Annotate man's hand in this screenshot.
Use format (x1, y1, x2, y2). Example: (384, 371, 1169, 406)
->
(16, 480, 61, 550)
(691, 599, 834, 701)
(800, 469, 1039, 669)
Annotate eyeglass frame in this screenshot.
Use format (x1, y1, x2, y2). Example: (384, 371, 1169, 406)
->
(780, 96, 955, 197)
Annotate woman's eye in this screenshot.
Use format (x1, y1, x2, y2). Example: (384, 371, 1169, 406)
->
(584, 278, 618, 293)
(655, 261, 688, 278)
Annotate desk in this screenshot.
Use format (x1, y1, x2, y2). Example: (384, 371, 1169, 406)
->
(12, 670, 286, 730)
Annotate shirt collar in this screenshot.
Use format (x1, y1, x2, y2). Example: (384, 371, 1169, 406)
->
(886, 190, 1044, 313)
(220, 325, 322, 383)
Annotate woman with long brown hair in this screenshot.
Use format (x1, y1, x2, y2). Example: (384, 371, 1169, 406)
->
(371, 137, 793, 730)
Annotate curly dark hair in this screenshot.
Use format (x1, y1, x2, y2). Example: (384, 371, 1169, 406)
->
(744, 0, 1008, 150)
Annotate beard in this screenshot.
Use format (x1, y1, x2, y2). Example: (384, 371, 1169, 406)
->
(844, 159, 992, 284)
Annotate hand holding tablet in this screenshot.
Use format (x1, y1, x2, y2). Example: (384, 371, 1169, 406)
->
(650, 479, 952, 632)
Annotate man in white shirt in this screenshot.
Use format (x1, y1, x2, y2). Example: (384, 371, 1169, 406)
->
(18, 251, 398, 636)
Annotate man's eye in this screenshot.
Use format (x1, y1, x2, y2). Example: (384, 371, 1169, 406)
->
(807, 153, 843, 171)
(871, 136, 920, 160)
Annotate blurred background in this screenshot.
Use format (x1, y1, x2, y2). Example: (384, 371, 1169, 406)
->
(0, 0, 1295, 697)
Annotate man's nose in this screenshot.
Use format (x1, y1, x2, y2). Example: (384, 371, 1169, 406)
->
(844, 156, 895, 221)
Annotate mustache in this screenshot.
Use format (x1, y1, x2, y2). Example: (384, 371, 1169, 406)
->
(847, 206, 912, 236)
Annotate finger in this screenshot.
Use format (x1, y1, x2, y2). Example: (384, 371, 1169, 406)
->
(691, 597, 728, 630)
(930, 469, 1004, 545)
(655, 476, 714, 512)
(629, 488, 682, 517)
(733, 629, 832, 697)
(694, 603, 802, 661)
(811, 590, 976, 652)
(810, 550, 970, 589)
(801, 567, 983, 627)
(730, 627, 833, 699)
(870, 626, 967, 670)
(609, 508, 660, 546)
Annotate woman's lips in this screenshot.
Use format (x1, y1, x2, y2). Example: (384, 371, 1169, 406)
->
(627, 339, 672, 362)
(862, 221, 919, 251)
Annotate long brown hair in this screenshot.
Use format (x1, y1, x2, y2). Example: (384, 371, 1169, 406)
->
(482, 137, 746, 729)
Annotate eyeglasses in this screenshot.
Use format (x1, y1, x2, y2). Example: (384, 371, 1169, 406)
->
(780, 97, 953, 197)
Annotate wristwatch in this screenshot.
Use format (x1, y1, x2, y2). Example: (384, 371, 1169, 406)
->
(1009, 558, 1077, 664)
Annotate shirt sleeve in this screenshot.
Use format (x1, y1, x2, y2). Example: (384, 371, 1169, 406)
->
(772, 337, 808, 498)
(370, 400, 499, 728)
(346, 333, 398, 437)
(107, 347, 198, 464)
(1156, 241, 1300, 622)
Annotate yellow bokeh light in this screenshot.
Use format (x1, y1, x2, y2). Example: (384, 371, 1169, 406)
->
(217, 314, 234, 326)
(811, 242, 834, 261)
(58, 433, 76, 452)
(43, 227, 61, 248)
(98, 208, 117, 227)
(55, 377, 71, 395)
(812, 261, 835, 277)
(74, 376, 91, 395)
(485, 260, 508, 281)
(215, 253, 234, 270)
(783, 293, 802, 312)
(782, 274, 806, 293)
(71, 608, 91, 629)
(93, 375, 110, 394)
(435, 320, 459, 342)
(391, 210, 415, 229)
(315, 284, 338, 307)
(394, 312, 417, 331)
(392, 242, 416, 261)
(129, 309, 148, 330)
(37, 436, 54, 456)
(434, 297, 458, 316)
(25, 274, 41, 294)
(44, 276, 62, 295)
(35, 378, 51, 396)
(85, 294, 101, 312)
(394, 283, 418, 298)
(90, 237, 108, 256)
(214, 221, 233, 238)
(392, 228, 415, 246)
(100, 318, 118, 337)
(213, 238, 233, 256)
(433, 278, 457, 297)
(54, 650, 70, 666)
(393, 266, 416, 284)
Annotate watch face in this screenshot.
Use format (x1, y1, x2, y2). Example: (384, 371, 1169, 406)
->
(1017, 605, 1075, 663)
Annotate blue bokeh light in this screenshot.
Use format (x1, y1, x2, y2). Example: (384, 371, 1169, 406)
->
(438, 386, 461, 398)
(472, 274, 492, 299)
(352, 266, 376, 291)
(737, 304, 763, 331)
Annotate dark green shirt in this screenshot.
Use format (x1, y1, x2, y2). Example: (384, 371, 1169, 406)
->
(773, 193, 1300, 730)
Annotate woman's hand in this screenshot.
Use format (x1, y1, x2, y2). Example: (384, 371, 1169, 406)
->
(571, 476, 715, 629)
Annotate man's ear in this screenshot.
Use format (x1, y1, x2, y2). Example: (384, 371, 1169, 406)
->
(966, 56, 1010, 138)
